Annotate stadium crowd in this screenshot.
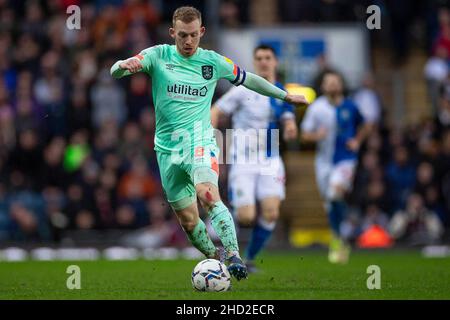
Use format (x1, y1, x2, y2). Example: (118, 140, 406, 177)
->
(0, 0, 171, 242)
(343, 85, 450, 245)
(0, 0, 449, 246)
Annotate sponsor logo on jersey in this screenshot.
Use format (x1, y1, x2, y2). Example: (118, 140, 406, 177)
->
(167, 84, 208, 97)
(201, 65, 213, 80)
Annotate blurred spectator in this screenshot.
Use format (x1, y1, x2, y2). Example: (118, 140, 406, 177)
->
(7, 129, 43, 189)
(219, 0, 241, 28)
(9, 203, 40, 241)
(439, 130, 450, 175)
(14, 94, 42, 133)
(126, 73, 151, 121)
(438, 130, 450, 225)
(66, 85, 92, 134)
(432, 8, 450, 59)
(22, 0, 46, 41)
(64, 184, 92, 229)
(385, 145, 416, 211)
(120, 196, 186, 248)
(389, 193, 444, 245)
(424, 45, 448, 114)
(139, 109, 158, 174)
(414, 161, 435, 193)
(0, 80, 15, 150)
(73, 50, 98, 86)
(0, 33, 15, 90)
(340, 211, 361, 241)
(342, 203, 390, 244)
(361, 204, 390, 232)
(79, 158, 101, 203)
(39, 137, 67, 190)
(311, 55, 335, 96)
(119, 121, 148, 163)
(75, 209, 96, 230)
(8, 190, 50, 241)
(351, 151, 389, 211)
(13, 33, 40, 75)
(92, 122, 120, 164)
(118, 0, 160, 43)
(63, 129, 90, 173)
(0, 182, 9, 241)
(99, 168, 119, 195)
(91, 68, 127, 128)
(34, 50, 66, 137)
(365, 179, 390, 213)
(353, 72, 382, 125)
(118, 156, 160, 201)
(92, 4, 123, 53)
(94, 187, 116, 228)
(116, 204, 138, 229)
(42, 186, 68, 240)
(434, 84, 450, 139)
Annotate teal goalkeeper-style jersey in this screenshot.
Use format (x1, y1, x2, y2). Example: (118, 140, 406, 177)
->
(132, 44, 246, 154)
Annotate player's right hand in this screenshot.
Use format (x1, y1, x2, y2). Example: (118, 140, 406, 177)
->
(285, 94, 309, 107)
(119, 58, 143, 73)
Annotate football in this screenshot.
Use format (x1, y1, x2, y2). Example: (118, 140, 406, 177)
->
(191, 259, 231, 292)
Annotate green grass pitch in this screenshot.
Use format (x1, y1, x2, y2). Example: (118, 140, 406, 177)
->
(0, 250, 449, 299)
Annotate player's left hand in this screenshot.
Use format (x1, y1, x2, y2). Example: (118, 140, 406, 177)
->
(283, 119, 298, 141)
(285, 94, 309, 107)
(346, 138, 361, 152)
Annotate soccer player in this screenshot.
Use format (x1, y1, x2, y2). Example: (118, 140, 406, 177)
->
(110, 6, 307, 279)
(210, 44, 298, 272)
(300, 71, 370, 264)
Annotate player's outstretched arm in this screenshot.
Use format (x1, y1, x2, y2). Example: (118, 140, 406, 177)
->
(301, 127, 328, 143)
(283, 118, 298, 141)
(242, 72, 308, 106)
(110, 57, 143, 79)
(346, 122, 372, 152)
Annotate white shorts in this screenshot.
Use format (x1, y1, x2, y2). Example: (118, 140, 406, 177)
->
(228, 157, 286, 208)
(315, 159, 357, 201)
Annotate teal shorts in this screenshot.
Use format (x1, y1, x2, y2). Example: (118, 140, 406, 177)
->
(156, 142, 220, 211)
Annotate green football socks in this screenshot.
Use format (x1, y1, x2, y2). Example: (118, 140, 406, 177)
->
(208, 201, 240, 257)
(186, 219, 217, 258)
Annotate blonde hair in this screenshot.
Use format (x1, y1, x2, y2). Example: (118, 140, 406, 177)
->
(172, 6, 202, 26)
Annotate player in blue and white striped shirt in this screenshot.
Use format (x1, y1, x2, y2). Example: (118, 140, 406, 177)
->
(301, 70, 371, 264)
(211, 45, 298, 272)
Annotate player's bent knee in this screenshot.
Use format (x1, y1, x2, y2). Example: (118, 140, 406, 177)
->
(262, 208, 279, 223)
(261, 198, 281, 223)
(237, 206, 256, 226)
(238, 216, 254, 227)
(196, 183, 221, 210)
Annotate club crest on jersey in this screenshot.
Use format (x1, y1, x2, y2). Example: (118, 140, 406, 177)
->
(202, 65, 213, 80)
